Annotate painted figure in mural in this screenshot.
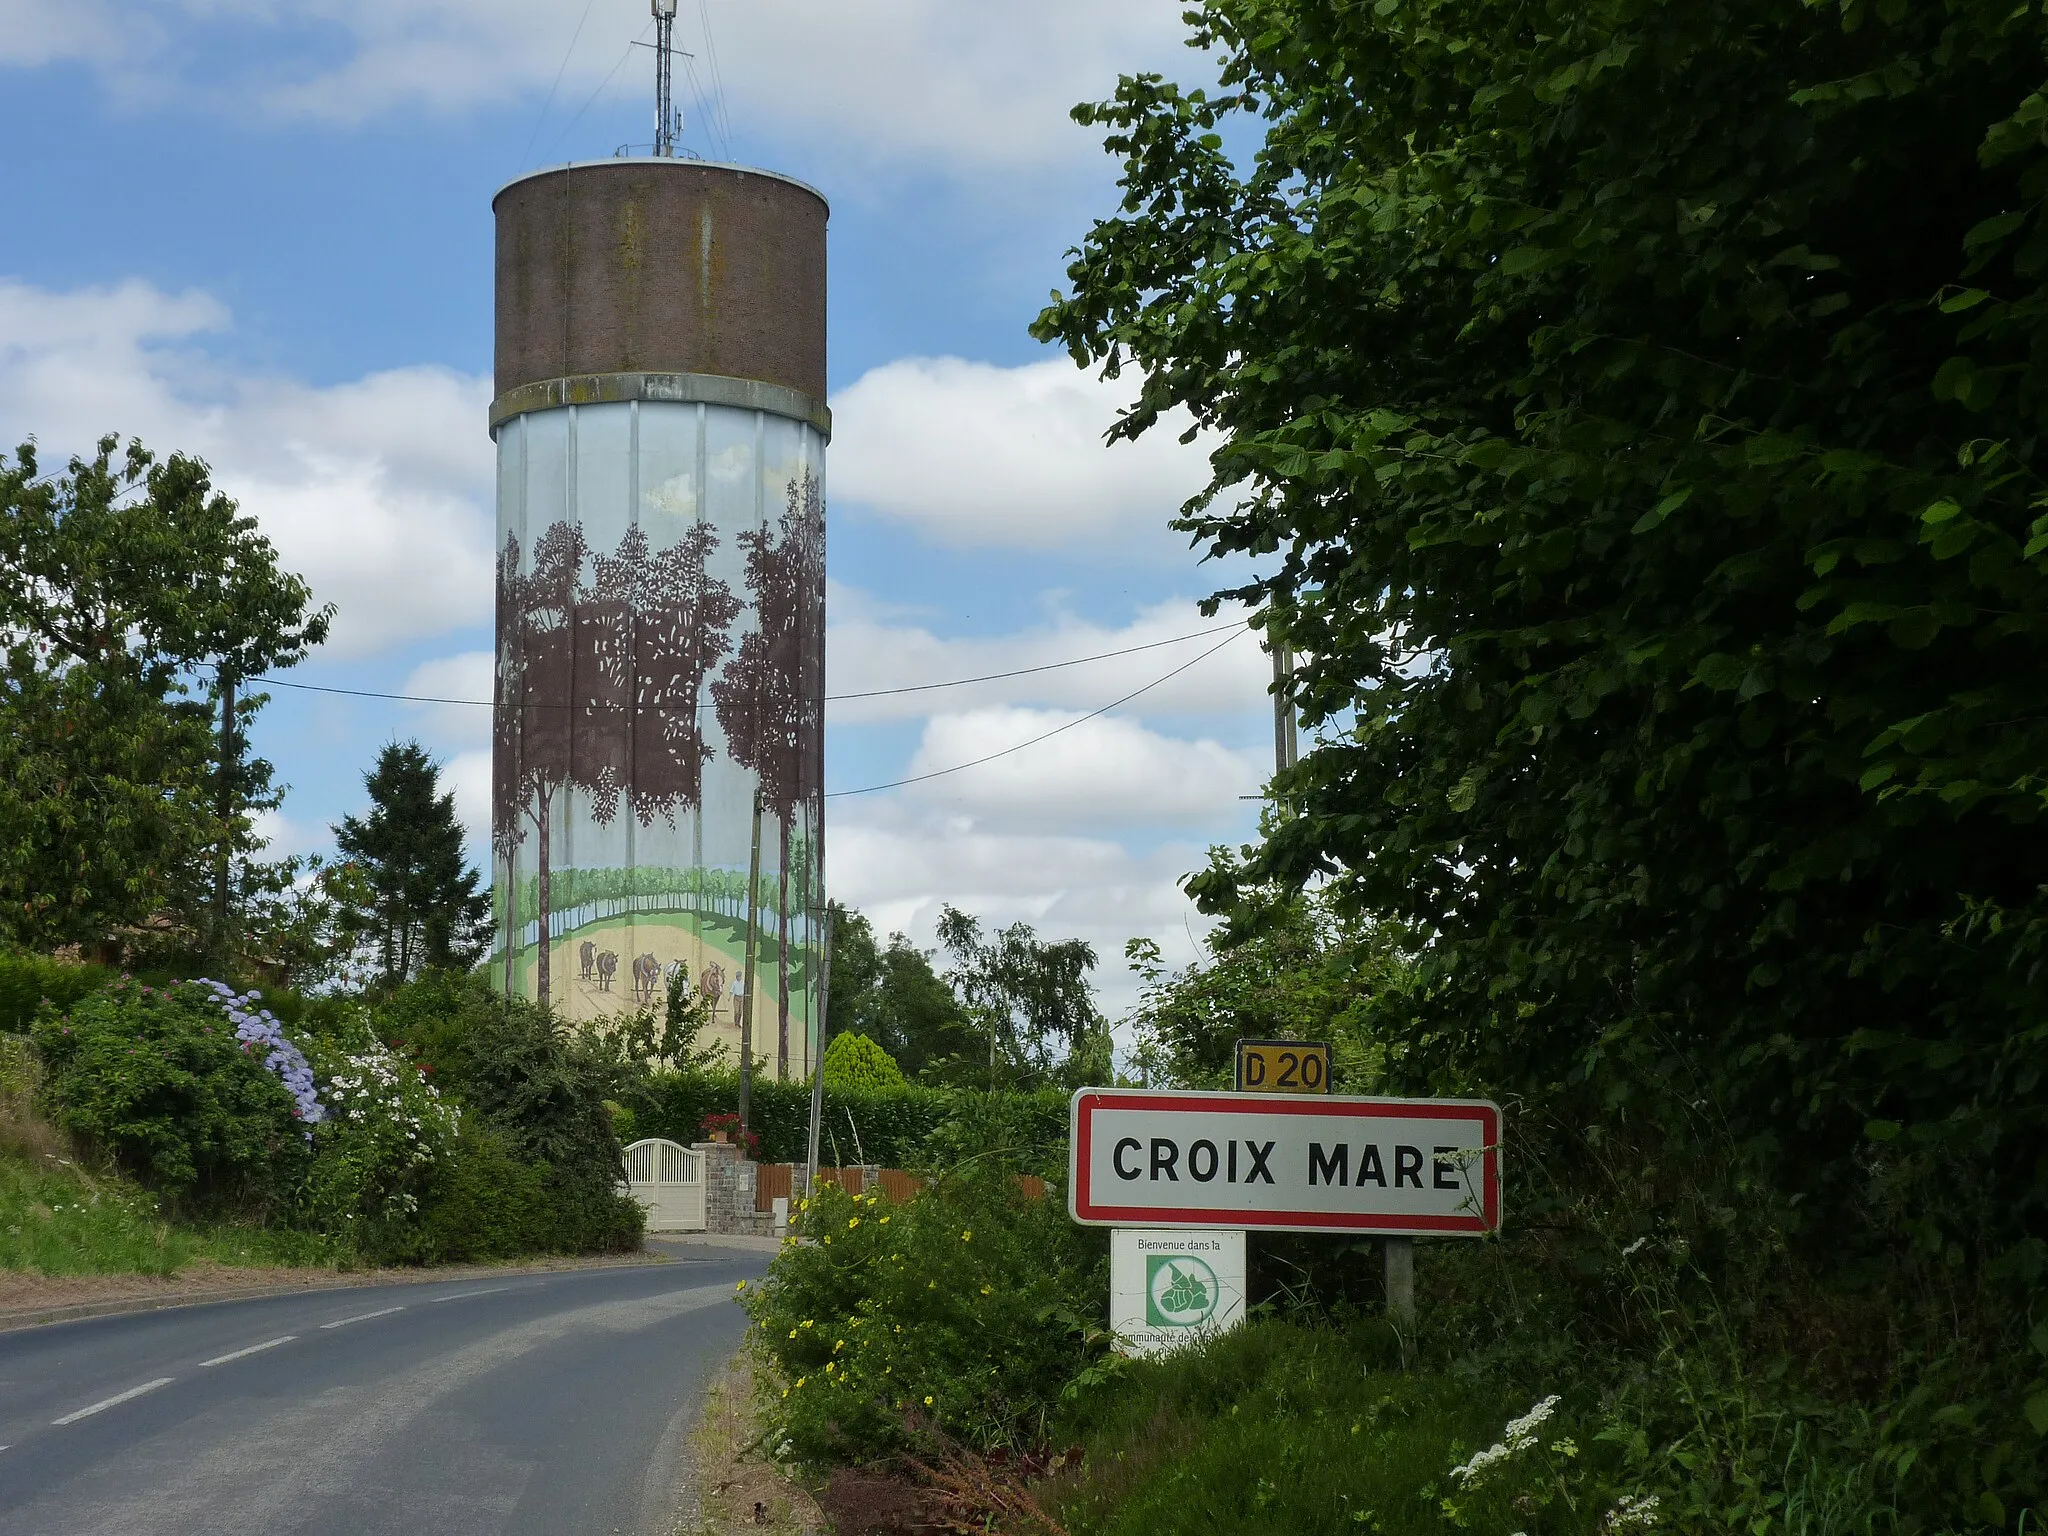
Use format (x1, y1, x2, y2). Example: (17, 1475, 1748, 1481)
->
(710, 471, 826, 1079)
(633, 952, 660, 1003)
(699, 961, 724, 1013)
(579, 940, 595, 983)
(596, 950, 617, 991)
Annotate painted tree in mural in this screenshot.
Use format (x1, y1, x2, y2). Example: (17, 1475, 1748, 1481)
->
(495, 517, 738, 1004)
(495, 520, 582, 1003)
(622, 523, 742, 829)
(711, 471, 825, 1076)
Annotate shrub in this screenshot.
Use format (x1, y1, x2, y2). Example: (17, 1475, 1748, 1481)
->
(823, 1032, 906, 1090)
(0, 952, 117, 1035)
(297, 1015, 460, 1250)
(30, 978, 314, 1213)
(743, 1169, 1108, 1466)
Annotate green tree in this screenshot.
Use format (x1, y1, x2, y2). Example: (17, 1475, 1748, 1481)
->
(821, 1031, 906, 1090)
(936, 904, 1109, 1090)
(1125, 889, 1414, 1090)
(0, 436, 330, 955)
(826, 903, 975, 1078)
(1035, 0, 2048, 1242)
(334, 742, 489, 987)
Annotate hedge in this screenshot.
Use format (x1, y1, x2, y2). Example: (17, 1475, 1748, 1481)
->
(0, 953, 119, 1035)
(625, 1072, 1067, 1171)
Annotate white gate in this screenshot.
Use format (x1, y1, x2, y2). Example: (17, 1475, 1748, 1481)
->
(623, 1138, 706, 1232)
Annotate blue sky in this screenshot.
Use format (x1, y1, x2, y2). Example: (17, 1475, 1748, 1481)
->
(0, 0, 1272, 1015)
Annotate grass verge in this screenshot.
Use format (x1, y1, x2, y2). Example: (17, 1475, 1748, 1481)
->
(674, 1349, 825, 1535)
(1042, 1319, 1610, 1536)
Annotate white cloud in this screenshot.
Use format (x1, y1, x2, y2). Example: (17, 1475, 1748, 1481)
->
(829, 797, 1225, 1020)
(442, 748, 493, 847)
(3, 1, 1193, 176)
(829, 356, 1218, 552)
(0, 277, 495, 658)
(400, 650, 496, 749)
(897, 709, 1261, 829)
(0, 0, 125, 70)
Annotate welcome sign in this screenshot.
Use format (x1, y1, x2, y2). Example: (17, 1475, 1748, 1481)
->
(1069, 1089, 1502, 1236)
(1109, 1229, 1247, 1356)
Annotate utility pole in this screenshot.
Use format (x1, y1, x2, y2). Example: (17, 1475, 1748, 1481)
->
(1272, 642, 1298, 777)
(738, 790, 764, 1136)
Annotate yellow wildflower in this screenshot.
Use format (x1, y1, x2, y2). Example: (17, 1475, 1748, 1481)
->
(924, 1396, 934, 1406)
(849, 1217, 860, 1229)
(961, 1230, 973, 1242)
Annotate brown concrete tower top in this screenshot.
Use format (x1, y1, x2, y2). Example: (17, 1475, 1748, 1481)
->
(491, 158, 829, 435)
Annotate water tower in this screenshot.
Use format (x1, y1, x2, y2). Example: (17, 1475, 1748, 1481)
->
(488, 8, 827, 1082)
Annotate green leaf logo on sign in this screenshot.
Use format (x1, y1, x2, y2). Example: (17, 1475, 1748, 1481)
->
(1145, 1255, 1219, 1327)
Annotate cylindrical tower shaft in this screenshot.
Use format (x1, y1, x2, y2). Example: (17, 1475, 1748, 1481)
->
(490, 159, 829, 1081)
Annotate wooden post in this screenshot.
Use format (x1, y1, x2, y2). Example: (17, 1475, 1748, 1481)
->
(1385, 1236, 1415, 1323)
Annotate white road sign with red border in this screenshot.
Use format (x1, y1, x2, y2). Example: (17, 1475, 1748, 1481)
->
(1069, 1089, 1502, 1236)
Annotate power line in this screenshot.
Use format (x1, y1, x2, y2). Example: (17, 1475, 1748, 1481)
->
(517, 0, 599, 176)
(245, 621, 1246, 712)
(540, 25, 648, 166)
(825, 628, 1247, 799)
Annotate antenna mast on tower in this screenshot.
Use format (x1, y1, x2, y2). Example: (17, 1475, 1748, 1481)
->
(652, 0, 681, 156)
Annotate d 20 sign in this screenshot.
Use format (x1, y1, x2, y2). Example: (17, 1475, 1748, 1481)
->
(1069, 1089, 1502, 1236)
(1110, 1228, 1246, 1356)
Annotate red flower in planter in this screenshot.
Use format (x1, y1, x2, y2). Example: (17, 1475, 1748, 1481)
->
(698, 1111, 760, 1155)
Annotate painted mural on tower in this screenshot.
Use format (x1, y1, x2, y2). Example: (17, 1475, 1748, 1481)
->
(490, 400, 825, 1079)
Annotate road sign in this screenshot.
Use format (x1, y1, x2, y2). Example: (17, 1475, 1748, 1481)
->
(1110, 1229, 1246, 1356)
(1234, 1038, 1331, 1094)
(1069, 1088, 1501, 1236)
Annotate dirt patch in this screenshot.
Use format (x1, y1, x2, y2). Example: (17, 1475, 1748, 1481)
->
(671, 1349, 826, 1535)
(0, 1249, 671, 1330)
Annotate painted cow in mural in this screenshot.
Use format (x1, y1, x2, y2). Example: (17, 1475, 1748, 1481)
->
(595, 950, 617, 991)
(578, 940, 595, 982)
(698, 962, 725, 1012)
(632, 953, 661, 1003)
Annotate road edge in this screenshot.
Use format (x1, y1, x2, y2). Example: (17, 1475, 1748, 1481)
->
(0, 1251, 677, 1335)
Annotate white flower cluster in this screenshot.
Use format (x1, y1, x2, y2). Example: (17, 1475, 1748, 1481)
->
(325, 1048, 457, 1168)
(194, 978, 324, 1134)
(1605, 1493, 1661, 1530)
(1449, 1394, 1561, 1486)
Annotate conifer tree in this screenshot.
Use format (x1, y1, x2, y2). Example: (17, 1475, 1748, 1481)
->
(334, 742, 488, 986)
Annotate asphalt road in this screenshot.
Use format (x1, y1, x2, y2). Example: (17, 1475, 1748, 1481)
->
(0, 1248, 769, 1536)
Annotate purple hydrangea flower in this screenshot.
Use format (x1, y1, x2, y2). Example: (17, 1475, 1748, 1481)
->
(192, 978, 325, 1136)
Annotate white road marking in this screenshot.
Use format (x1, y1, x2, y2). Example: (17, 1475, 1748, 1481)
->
(53, 1378, 174, 1425)
(318, 1306, 405, 1330)
(199, 1335, 297, 1367)
(425, 1287, 508, 1303)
